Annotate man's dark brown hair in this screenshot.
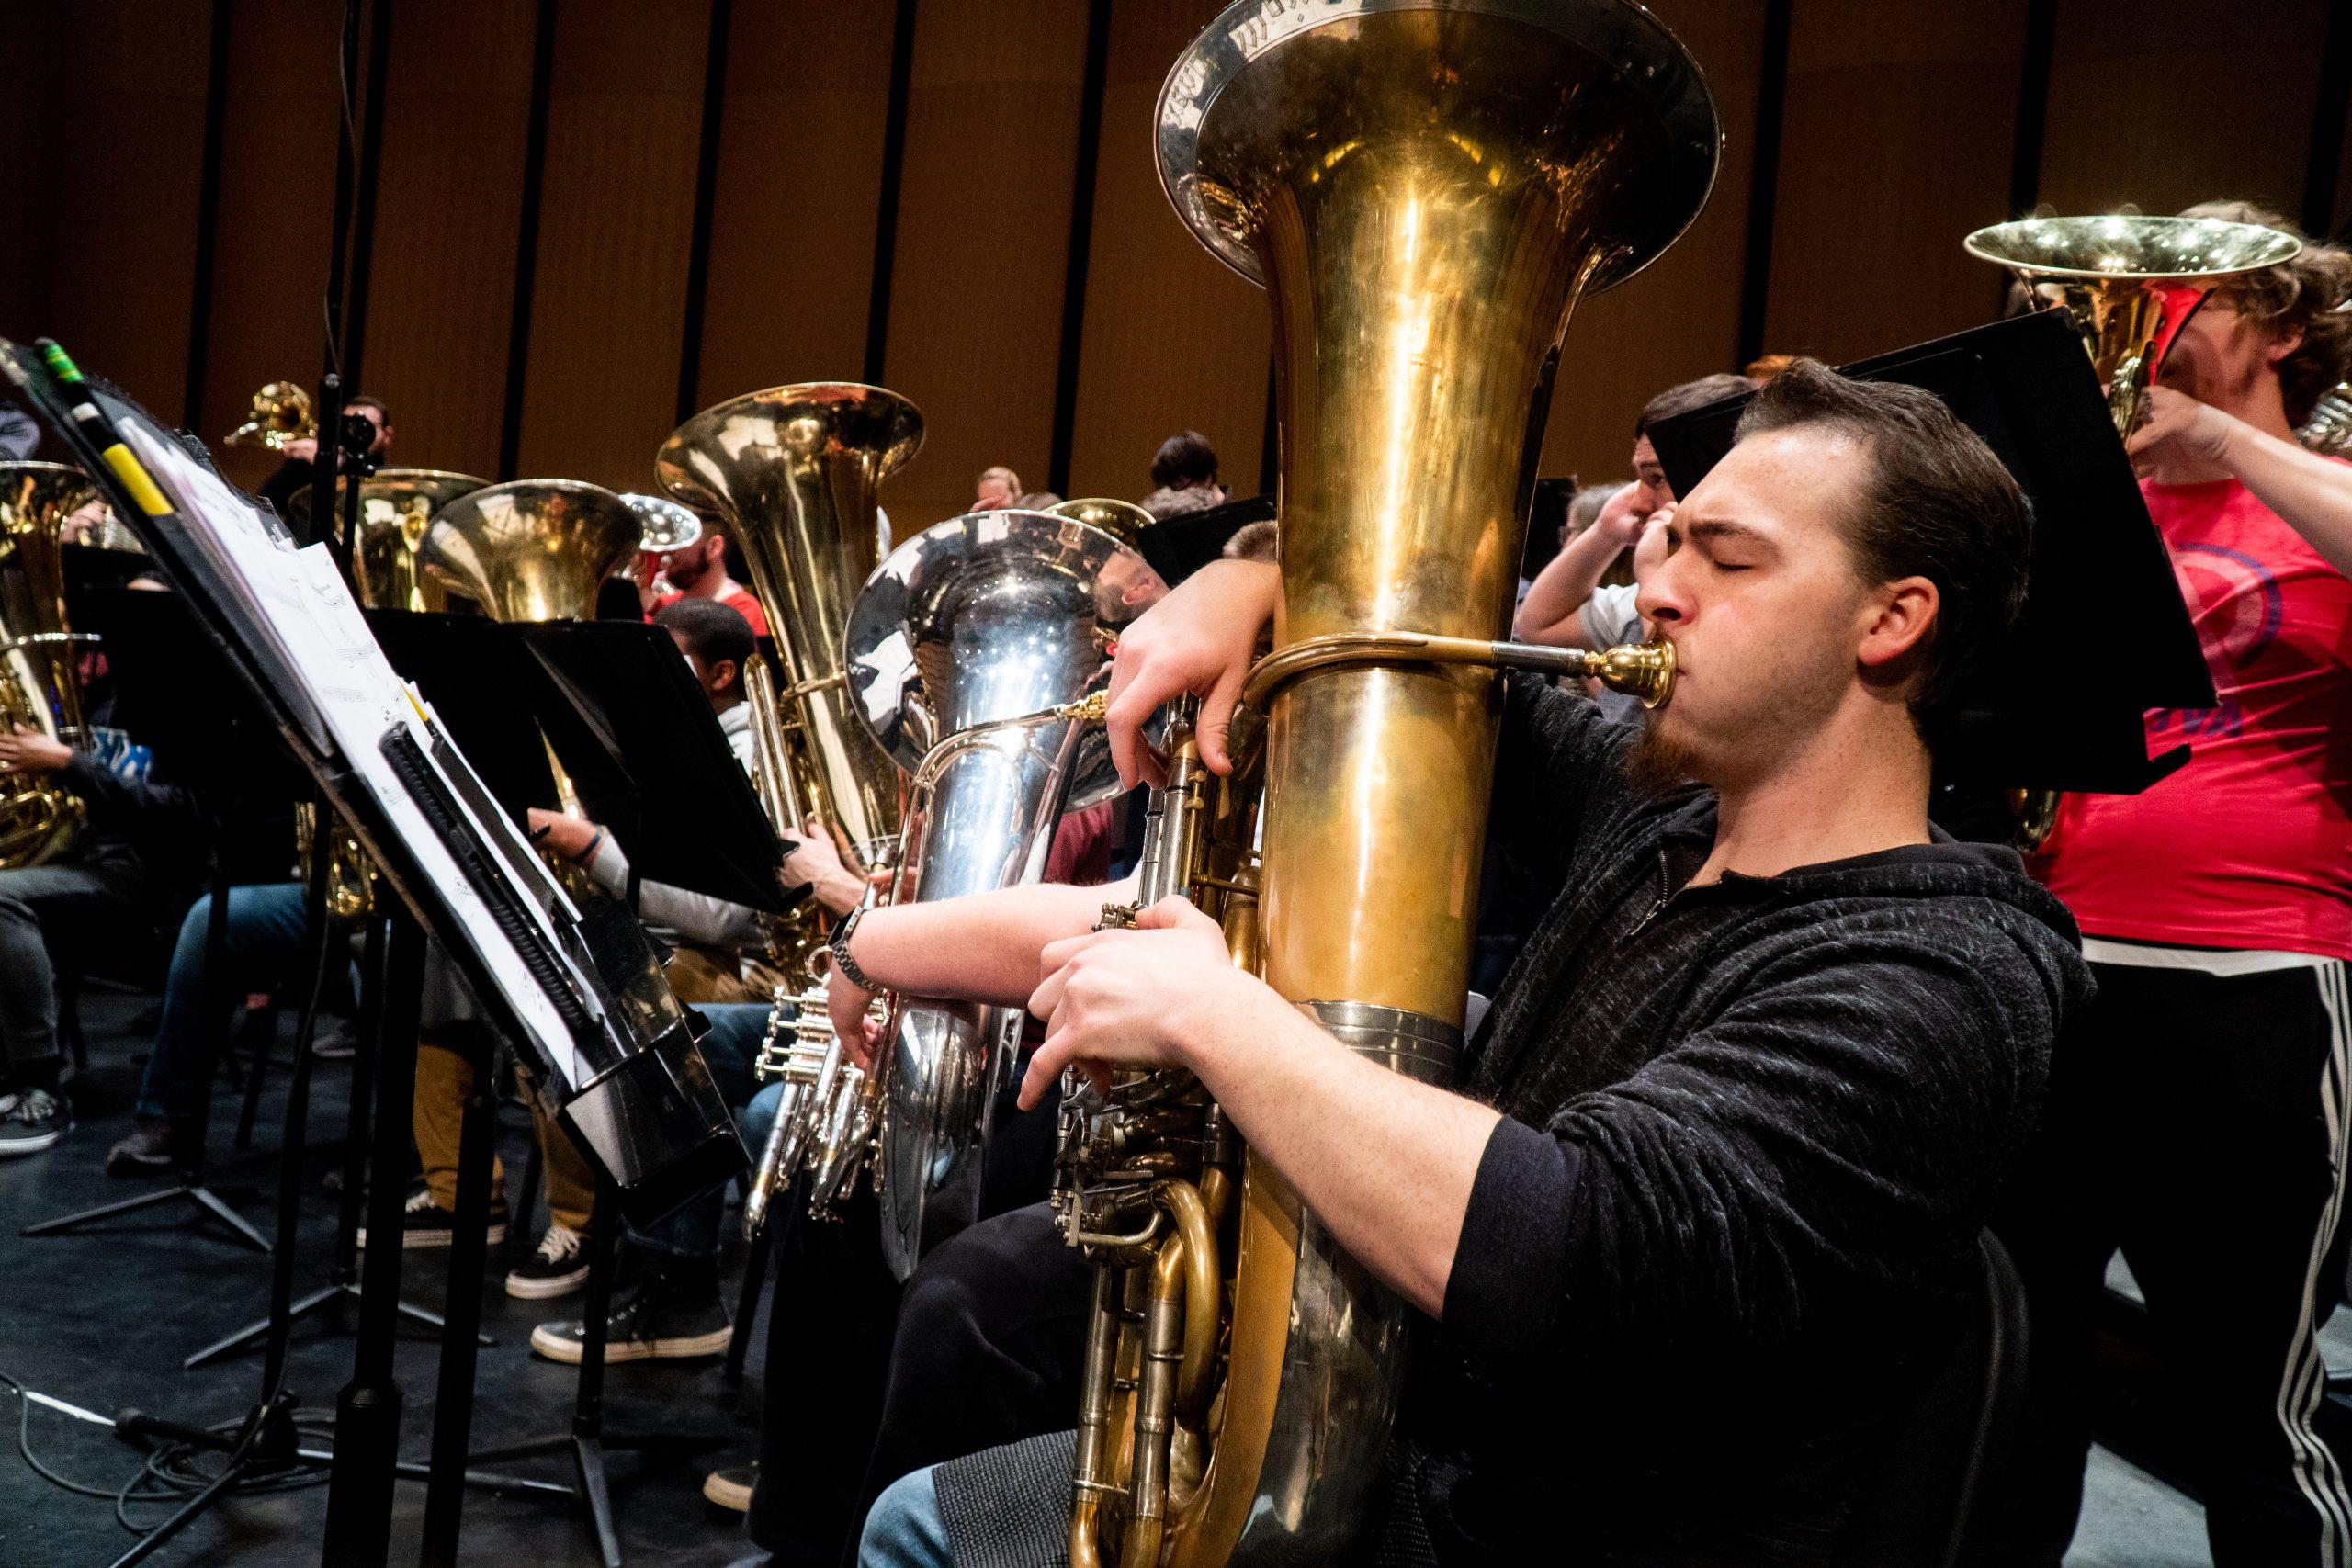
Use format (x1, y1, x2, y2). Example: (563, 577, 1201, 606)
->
(2178, 200, 2352, 426)
(655, 594, 754, 685)
(1634, 373, 1755, 438)
(1734, 359, 2032, 741)
(1149, 432, 1220, 490)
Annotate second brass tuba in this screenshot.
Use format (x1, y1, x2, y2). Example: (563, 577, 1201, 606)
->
(842, 509, 1150, 1277)
(1054, 3, 1718, 1563)
(0, 463, 100, 867)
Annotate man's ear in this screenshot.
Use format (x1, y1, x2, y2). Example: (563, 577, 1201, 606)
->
(1857, 575, 1939, 672)
(2267, 323, 2307, 367)
(711, 657, 741, 695)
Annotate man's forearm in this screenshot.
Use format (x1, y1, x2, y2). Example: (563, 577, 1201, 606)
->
(855, 875, 1137, 1007)
(1177, 987, 1499, 1318)
(2223, 420, 2352, 579)
(1511, 522, 1621, 643)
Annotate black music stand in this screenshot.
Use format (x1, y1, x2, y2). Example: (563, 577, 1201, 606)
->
(1644, 310, 2216, 794)
(21, 589, 301, 1253)
(1131, 492, 1275, 588)
(413, 616, 788, 1568)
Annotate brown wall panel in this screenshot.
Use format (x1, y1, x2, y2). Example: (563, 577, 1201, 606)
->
(692, 0, 899, 409)
(1536, 0, 1766, 488)
(26, 4, 213, 427)
(514, 0, 711, 491)
(0, 7, 66, 353)
(880, 0, 1091, 530)
(1762, 0, 2030, 369)
(358, 0, 540, 482)
(2039, 0, 2327, 222)
(1061, 0, 1268, 507)
(200, 0, 345, 492)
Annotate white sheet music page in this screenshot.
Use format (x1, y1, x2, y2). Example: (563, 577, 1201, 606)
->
(117, 423, 585, 1084)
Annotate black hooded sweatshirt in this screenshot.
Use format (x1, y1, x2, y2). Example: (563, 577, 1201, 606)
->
(1383, 677, 2094, 1565)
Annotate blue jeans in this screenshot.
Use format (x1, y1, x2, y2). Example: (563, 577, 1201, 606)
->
(857, 1467, 949, 1567)
(136, 882, 310, 1122)
(628, 999, 772, 1264)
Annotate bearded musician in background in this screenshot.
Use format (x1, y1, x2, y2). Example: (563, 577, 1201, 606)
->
(797, 362, 2088, 1568)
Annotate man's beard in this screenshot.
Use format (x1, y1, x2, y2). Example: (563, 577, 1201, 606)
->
(1623, 716, 1700, 796)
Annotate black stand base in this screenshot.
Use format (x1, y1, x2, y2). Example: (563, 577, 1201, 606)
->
(104, 1391, 313, 1568)
(458, 1429, 730, 1568)
(22, 1179, 269, 1251)
(183, 1279, 489, 1371)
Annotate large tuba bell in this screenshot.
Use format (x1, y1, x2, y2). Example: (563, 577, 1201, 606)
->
(0, 463, 101, 867)
(350, 469, 488, 614)
(224, 380, 315, 453)
(1053, 3, 1717, 1562)
(1965, 212, 2302, 435)
(656, 383, 921, 878)
(821, 510, 1150, 1277)
(419, 479, 640, 623)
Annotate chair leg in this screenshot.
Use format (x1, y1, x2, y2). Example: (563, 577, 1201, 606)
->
(234, 1004, 280, 1149)
(56, 971, 86, 1079)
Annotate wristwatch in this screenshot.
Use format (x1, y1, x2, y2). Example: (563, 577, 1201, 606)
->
(829, 906, 876, 993)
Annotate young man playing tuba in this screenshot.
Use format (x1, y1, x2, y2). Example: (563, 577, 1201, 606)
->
(808, 361, 2087, 1567)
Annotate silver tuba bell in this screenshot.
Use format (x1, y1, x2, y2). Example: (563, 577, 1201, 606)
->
(837, 509, 1156, 1276)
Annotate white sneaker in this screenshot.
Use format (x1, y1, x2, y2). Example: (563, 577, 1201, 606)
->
(505, 1222, 591, 1299)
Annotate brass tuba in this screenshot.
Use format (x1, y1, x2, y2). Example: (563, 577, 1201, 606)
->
(657, 385, 921, 1240)
(350, 469, 488, 614)
(0, 464, 101, 867)
(1046, 496, 1156, 551)
(1053, 3, 1717, 1562)
(830, 509, 1150, 1277)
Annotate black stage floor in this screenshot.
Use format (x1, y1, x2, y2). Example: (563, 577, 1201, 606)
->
(0, 986, 766, 1567)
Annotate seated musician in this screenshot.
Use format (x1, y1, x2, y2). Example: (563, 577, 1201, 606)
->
(786, 360, 2087, 1568)
(0, 706, 209, 1159)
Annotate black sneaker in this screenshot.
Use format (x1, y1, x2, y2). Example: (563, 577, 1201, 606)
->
(529, 1271, 730, 1364)
(0, 1089, 69, 1156)
(356, 1187, 510, 1249)
(703, 1461, 756, 1513)
(505, 1223, 590, 1299)
(106, 1115, 175, 1176)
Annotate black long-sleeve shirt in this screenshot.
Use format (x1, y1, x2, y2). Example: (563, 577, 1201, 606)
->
(1385, 678, 2092, 1565)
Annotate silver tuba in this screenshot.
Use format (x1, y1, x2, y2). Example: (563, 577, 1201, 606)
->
(831, 510, 1151, 1274)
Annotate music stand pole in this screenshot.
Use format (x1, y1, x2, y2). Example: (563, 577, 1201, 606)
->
(321, 905, 426, 1566)
(182, 896, 489, 1369)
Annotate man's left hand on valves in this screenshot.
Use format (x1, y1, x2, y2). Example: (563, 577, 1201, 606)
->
(1020, 896, 1274, 1108)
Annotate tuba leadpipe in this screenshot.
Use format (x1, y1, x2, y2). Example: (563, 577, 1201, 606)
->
(1055, 3, 1719, 1562)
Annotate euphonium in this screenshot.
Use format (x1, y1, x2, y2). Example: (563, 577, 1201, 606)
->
(0, 464, 100, 867)
(1046, 496, 1156, 551)
(350, 470, 487, 614)
(1963, 212, 2301, 847)
(225, 380, 314, 453)
(832, 509, 1150, 1277)
(1054, 4, 1717, 1562)
(419, 479, 639, 622)
(657, 385, 921, 1239)
(1965, 212, 2301, 435)
(419, 479, 640, 821)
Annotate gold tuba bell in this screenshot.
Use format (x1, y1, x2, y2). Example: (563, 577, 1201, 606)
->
(1052, 3, 1718, 1562)
(656, 385, 922, 1240)
(349, 469, 488, 614)
(0, 464, 101, 867)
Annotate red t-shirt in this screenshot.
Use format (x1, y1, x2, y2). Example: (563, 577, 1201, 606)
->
(2030, 472, 2352, 959)
(650, 585, 769, 639)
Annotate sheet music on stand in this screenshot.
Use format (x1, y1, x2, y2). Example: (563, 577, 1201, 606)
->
(119, 422, 585, 1080)
(0, 338, 744, 1219)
